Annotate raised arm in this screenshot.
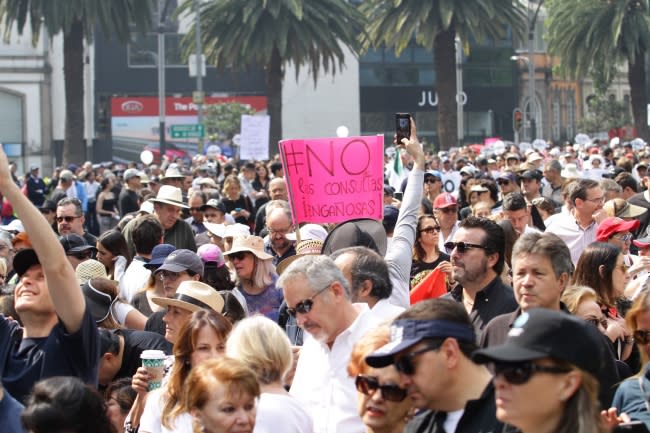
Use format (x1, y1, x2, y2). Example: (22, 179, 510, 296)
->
(0, 150, 85, 332)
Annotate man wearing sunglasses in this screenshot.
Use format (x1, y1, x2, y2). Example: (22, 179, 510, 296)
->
(444, 217, 517, 337)
(366, 298, 504, 433)
(56, 197, 97, 247)
(277, 254, 381, 433)
(433, 193, 460, 253)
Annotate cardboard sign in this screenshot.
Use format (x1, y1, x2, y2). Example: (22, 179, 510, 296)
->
(280, 136, 384, 224)
(239, 114, 270, 161)
(441, 171, 461, 194)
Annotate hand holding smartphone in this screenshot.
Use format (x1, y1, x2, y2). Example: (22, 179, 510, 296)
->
(395, 113, 412, 145)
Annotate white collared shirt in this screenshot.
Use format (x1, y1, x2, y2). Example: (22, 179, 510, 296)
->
(545, 212, 598, 265)
(290, 304, 380, 433)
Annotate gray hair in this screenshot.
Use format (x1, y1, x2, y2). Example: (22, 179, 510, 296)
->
(277, 255, 350, 298)
(251, 257, 277, 289)
(265, 200, 292, 223)
(512, 231, 573, 278)
(599, 178, 622, 195)
(0, 231, 12, 247)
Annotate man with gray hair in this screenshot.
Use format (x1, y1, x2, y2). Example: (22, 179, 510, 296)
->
(263, 200, 295, 265)
(277, 254, 380, 433)
(541, 159, 564, 207)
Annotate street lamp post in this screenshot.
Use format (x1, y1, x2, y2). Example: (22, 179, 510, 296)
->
(194, 0, 204, 155)
(510, 55, 532, 140)
(157, 0, 168, 158)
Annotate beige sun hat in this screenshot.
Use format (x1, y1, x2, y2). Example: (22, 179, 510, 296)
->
(162, 166, 185, 179)
(603, 198, 647, 219)
(223, 235, 273, 260)
(276, 239, 324, 275)
(149, 185, 188, 209)
(151, 280, 225, 313)
(76, 259, 110, 285)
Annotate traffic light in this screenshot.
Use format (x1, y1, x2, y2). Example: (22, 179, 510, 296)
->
(513, 109, 523, 132)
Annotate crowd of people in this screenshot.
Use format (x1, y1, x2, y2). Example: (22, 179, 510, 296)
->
(5, 120, 650, 433)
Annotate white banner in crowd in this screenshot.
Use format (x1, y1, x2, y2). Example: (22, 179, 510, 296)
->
(441, 171, 461, 194)
(239, 114, 270, 161)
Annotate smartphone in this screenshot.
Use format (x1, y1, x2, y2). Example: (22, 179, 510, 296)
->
(395, 113, 411, 144)
(394, 192, 403, 201)
(235, 207, 242, 212)
(614, 422, 650, 433)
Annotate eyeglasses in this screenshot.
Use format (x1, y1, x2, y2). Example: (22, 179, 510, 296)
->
(583, 196, 605, 204)
(497, 179, 511, 186)
(419, 226, 441, 234)
(614, 234, 633, 242)
(436, 207, 458, 214)
(267, 226, 293, 236)
(444, 241, 488, 254)
(56, 215, 82, 223)
(634, 330, 650, 345)
(286, 284, 330, 317)
(584, 315, 608, 329)
(395, 344, 441, 375)
(354, 375, 408, 402)
(493, 362, 572, 385)
(159, 270, 186, 282)
(228, 252, 250, 261)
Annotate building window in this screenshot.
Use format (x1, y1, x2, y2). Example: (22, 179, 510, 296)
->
(127, 33, 184, 67)
(566, 91, 576, 140)
(552, 93, 560, 141)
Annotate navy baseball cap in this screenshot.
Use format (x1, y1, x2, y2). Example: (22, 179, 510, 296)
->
(366, 319, 476, 368)
(155, 249, 204, 275)
(144, 244, 177, 270)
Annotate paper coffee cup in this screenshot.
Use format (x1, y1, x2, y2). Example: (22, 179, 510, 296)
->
(141, 349, 166, 391)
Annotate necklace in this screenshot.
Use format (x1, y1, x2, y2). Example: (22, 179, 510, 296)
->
(463, 295, 474, 307)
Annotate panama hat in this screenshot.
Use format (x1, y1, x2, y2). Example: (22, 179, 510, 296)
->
(76, 259, 111, 285)
(152, 280, 225, 314)
(276, 239, 324, 275)
(223, 235, 272, 260)
(149, 185, 188, 209)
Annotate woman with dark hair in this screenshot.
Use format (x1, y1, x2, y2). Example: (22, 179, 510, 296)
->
(410, 214, 451, 288)
(137, 309, 232, 433)
(97, 176, 119, 234)
(473, 309, 607, 433)
(22, 376, 114, 433)
(252, 162, 270, 212)
(97, 230, 132, 280)
(105, 377, 137, 433)
(572, 242, 634, 362)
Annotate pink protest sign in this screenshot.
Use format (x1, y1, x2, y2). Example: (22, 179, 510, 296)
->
(279, 136, 384, 224)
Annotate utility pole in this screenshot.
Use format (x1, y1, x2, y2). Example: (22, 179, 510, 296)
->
(157, 0, 167, 159)
(194, 0, 205, 155)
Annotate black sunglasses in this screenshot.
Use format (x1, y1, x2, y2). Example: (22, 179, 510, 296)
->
(395, 344, 441, 375)
(444, 241, 488, 254)
(497, 179, 511, 186)
(228, 252, 250, 261)
(419, 226, 441, 234)
(437, 207, 458, 214)
(493, 362, 572, 385)
(355, 375, 407, 402)
(286, 284, 330, 317)
(634, 330, 650, 345)
(56, 215, 82, 223)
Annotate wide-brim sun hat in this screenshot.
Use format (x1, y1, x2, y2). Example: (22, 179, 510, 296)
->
(149, 185, 188, 209)
(223, 235, 273, 260)
(152, 280, 225, 314)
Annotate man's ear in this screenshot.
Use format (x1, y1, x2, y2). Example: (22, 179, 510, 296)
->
(359, 280, 373, 298)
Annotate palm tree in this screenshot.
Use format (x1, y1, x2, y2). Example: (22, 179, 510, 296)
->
(360, 0, 525, 150)
(179, 0, 366, 156)
(546, 0, 650, 141)
(0, 0, 155, 164)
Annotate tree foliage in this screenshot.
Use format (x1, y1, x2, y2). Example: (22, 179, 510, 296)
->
(204, 102, 256, 141)
(578, 94, 631, 134)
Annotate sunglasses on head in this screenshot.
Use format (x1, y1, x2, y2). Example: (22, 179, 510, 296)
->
(355, 375, 407, 402)
(394, 344, 441, 375)
(419, 226, 441, 235)
(634, 330, 650, 345)
(444, 241, 488, 254)
(56, 215, 81, 223)
(493, 362, 572, 385)
(286, 284, 330, 317)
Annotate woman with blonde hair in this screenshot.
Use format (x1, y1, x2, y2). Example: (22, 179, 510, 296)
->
(347, 326, 414, 433)
(184, 357, 260, 433)
(223, 235, 282, 320)
(226, 315, 313, 433)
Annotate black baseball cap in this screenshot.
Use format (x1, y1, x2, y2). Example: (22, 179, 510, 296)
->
(59, 234, 97, 256)
(472, 309, 605, 378)
(13, 249, 40, 277)
(366, 319, 476, 368)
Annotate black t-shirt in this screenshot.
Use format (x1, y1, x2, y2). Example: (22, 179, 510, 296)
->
(118, 189, 139, 217)
(144, 310, 166, 337)
(113, 329, 171, 383)
(410, 252, 450, 283)
(0, 309, 99, 404)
